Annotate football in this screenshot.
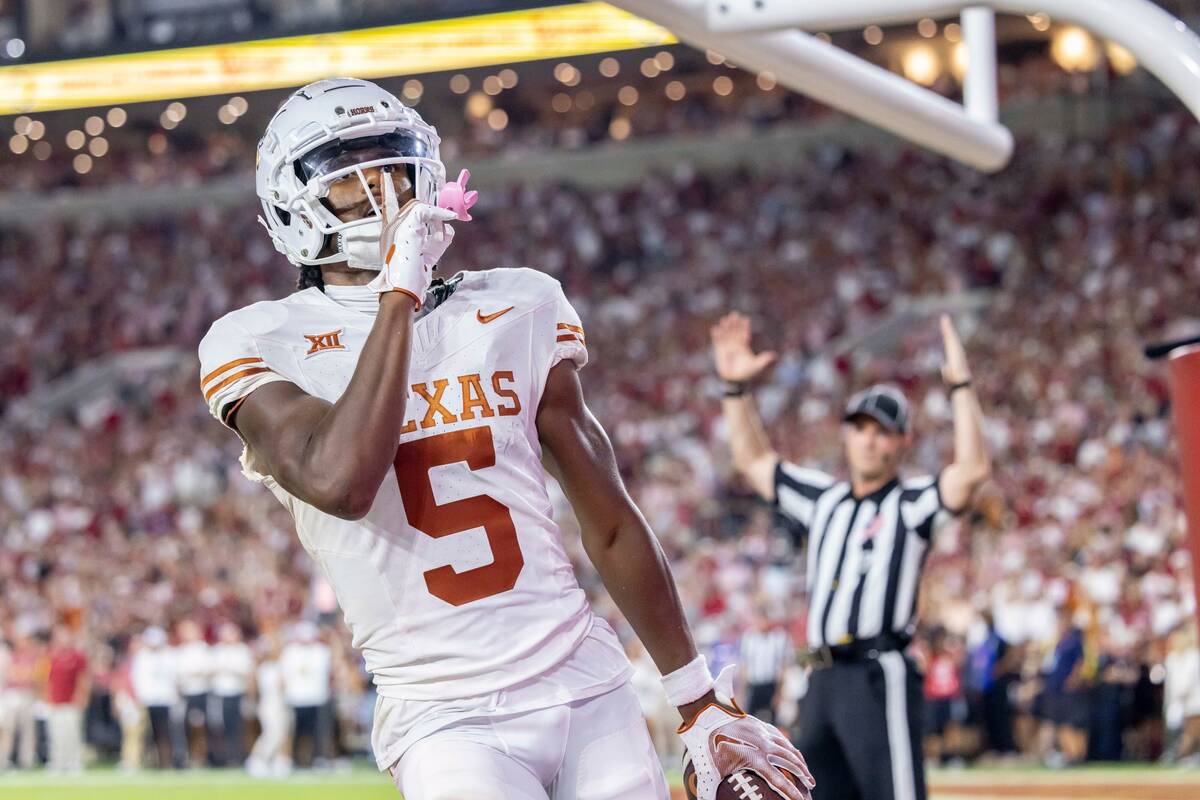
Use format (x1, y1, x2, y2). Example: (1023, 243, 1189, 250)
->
(683, 756, 800, 800)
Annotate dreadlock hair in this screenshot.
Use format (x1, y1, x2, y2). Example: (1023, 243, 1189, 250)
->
(297, 263, 325, 292)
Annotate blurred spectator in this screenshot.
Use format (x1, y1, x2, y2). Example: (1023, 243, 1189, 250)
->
(175, 619, 213, 766)
(1040, 615, 1089, 767)
(132, 627, 184, 769)
(112, 638, 145, 771)
(738, 612, 792, 725)
(0, 627, 41, 769)
(1163, 623, 1200, 764)
(281, 623, 331, 769)
(247, 632, 290, 778)
(924, 628, 967, 766)
(211, 622, 254, 767)
(966, 611, 1018, 756)
(1089, 633, 1140, 761)
(44, 624, 89, 771)
(83, 641, 121, 762)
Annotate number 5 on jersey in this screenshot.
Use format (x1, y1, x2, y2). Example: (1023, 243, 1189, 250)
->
(393, 426, 525, 606)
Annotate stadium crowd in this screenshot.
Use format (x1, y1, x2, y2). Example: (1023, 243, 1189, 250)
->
(1, 93, 1199, 772)
(0, 51, 1106, 197)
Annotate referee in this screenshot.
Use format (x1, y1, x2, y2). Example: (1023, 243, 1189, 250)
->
(710, 312, 991, 800)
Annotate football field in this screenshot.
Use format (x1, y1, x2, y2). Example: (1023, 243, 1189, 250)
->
(0, 765, 1197, 800)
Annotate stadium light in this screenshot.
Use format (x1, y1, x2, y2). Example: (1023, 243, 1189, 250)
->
(1051, 26, 1100, 71)
(902, 45, 941, 86)
(1105, 41, 1138, 74)
(0, 3, 673, 114)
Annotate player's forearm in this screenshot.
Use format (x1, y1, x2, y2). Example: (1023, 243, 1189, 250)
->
(300, 293, 417, 515)
(584, 515, 699, 676)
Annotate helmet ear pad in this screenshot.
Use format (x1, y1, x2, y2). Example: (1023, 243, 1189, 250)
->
(259, 197, 328, 265)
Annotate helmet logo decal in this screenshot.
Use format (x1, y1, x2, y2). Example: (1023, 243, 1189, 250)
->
(349, 105, 375, 115)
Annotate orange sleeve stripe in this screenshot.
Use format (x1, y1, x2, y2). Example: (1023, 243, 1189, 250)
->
(202, 357, 263, 387)
(204, 367, 272, 401)
(556, 323, 584, 334)
(556, 333, 585, 345)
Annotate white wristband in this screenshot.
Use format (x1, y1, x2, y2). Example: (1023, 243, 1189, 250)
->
(661, 654, 715, 707)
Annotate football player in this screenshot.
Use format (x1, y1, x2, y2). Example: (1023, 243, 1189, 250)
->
(198, 78, 813, 800)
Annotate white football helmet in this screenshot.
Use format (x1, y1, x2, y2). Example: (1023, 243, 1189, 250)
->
(256, 77, 446, 269)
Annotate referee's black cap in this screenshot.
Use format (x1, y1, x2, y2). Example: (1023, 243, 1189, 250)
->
(843, 384, 910, 434)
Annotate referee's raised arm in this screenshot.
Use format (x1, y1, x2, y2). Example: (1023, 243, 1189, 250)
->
(936, 314, 992, 512)
(710, 312, 782, 501)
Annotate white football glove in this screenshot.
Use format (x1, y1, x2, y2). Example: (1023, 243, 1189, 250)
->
(421, 215, 455, 273)
(678, 666, 815, 800)
(366, 172, 458, 307)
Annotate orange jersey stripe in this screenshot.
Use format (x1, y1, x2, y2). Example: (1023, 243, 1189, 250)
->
(556, 333, 585, 345)
(204, 366, 271, 401)
(556, 323, 584, 334)
(201, 356, 263, 387)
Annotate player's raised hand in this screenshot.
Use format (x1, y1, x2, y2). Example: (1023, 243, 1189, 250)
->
(939, 313, 972, 385)
(711, 312, 778, 384)
(369, 170, 457, 306)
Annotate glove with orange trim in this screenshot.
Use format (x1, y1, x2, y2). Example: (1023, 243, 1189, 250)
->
(678, 666, 815, 800)
(366, 171, 457, 307)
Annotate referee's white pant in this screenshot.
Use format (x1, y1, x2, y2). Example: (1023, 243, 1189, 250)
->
(794, 651, 925, 800)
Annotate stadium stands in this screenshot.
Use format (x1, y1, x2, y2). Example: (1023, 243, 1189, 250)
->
(1, 71, 1198, 769)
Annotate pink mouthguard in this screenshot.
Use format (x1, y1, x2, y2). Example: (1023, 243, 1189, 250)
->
(437, 169, 478, 221)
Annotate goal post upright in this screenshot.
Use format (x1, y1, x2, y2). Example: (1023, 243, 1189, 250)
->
(962, 7, 998, 124)
(605, 0, 1013, 171)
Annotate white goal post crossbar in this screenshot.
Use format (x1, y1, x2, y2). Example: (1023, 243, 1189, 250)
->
(608, 0, 1200, 172)
(608, 0, 1014, 171)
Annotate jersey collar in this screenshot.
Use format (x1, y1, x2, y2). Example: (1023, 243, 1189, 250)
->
(850, 476, 900, 503)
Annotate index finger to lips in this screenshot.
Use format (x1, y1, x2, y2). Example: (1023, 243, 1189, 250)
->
(382, 170, 400, 219)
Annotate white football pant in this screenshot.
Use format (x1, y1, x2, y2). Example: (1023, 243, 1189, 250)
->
(390, 681, 669, 800)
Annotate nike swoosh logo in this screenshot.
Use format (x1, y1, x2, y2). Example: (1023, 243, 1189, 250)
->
(713, 733, 752, 751)
(476, 306, 514, 324)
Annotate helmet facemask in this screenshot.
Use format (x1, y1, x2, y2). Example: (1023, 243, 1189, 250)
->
(286, 130, 444, 271)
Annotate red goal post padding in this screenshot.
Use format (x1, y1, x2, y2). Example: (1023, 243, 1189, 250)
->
(1169, 346, 1200, 630)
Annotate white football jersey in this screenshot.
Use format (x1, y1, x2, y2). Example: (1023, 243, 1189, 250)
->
(198, 268, 621, 702)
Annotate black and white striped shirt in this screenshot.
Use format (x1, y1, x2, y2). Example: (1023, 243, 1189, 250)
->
(774, 461, 957, 649)
(739, 628, 793, 685)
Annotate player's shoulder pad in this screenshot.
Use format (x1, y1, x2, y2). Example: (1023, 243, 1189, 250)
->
(200, 296, 299, 353)
(456, 267, 565, 310)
